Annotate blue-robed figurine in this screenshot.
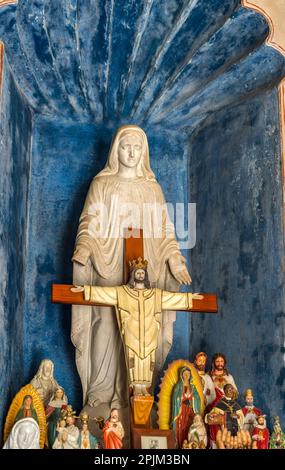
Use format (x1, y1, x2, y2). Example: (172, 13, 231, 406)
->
(45, 387, 68, 448)
(78, 413, 100, 449)
(171, 366, 203, 448)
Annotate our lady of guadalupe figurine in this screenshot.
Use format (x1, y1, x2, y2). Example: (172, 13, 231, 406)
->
(171, 367, 202, 448)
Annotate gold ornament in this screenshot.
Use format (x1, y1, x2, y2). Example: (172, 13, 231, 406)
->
(128, 257, 148, 270)
(80, 412, 89, 425)
(61, 405, 77, 419)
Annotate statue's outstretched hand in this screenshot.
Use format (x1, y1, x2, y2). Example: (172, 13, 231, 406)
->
(70, 286, 84, 293)
(168, 253, 192, 285)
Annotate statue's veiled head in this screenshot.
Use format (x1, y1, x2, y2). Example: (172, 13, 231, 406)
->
(35, 358, 55, 380)
(8, 418, 40, 449)
(96, 125, 156, 181)
(180, 366, 192, 383)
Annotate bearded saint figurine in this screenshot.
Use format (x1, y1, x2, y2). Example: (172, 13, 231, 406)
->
(102, 409, 125, 449)
(72, 125, 191, 410)
(252, 415, 269, 449)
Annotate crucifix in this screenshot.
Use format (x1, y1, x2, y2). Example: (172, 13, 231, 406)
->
(51, 228, 218, 427)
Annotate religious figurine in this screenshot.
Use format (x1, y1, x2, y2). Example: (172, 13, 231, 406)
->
(52, 417, 67, 449)
(186, 414, 207, 449)
(171, 366, 203, 449)
(207, 353, 238, 448)
(3, 418, 40, 449)
(78, 413, 100, 449)
(30, 359, 61, 407)
(269, 416, 285, 449)
(102, 409, 125, 449)
(14, 395, 39, 423)
(79, 259, 202, 397)
(157, 360, 204, 434)
(193, 352, 216, 407)
(45, 387, 68, 448)
(205, 384, 244, 448)
(4, 383, 46, 448)
(52, 406, 79, 449)
(209, 353, 238, 404)
(242, 389, 261, 435)
(252, 415, 269, 449)
(72, 124, 191, 411)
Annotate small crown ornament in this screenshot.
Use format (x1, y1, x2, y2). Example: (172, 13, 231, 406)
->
(128, 257, 148, 270)
(61, 405, 76, 419)
(80, 412, 89, 425)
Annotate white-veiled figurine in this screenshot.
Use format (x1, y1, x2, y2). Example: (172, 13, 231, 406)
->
(183, 414, 207, 449)
(30, 359, 61, 407)
(3, 418, 40, 449)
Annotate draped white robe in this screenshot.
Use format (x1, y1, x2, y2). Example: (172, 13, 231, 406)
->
(72, 125, 184, 408)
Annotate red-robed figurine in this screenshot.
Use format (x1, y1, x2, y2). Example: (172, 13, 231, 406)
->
(252, 415, 269, 449)
(102, 409, 125, 449)
(242, 389, 261, 435)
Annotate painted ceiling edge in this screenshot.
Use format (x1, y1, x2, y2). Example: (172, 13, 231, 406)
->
(0, 1, 284, 169)
(0, 1, 17, 97)
(242, 0, 285, 55)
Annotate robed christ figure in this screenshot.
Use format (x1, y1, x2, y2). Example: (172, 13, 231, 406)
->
(73, 258, 203, 396)
(71, 125, 191, 409)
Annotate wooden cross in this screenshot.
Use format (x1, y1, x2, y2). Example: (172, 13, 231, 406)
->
(51, 228, 217, 430)
(51, 228, 218, 313)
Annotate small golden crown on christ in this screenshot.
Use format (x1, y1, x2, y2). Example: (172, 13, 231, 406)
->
(128, 257, 148, 270)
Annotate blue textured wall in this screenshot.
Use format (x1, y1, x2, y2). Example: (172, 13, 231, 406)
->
(0, 0, 285, 436)
(0, 55, 32, 438)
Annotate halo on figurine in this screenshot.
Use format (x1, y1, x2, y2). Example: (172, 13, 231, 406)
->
(61, 404, 77, 420)
(4, 384, 47, 448)
(157, 359, 204, 430)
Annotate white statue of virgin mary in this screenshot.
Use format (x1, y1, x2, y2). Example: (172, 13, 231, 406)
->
(72, 124, 191, 409)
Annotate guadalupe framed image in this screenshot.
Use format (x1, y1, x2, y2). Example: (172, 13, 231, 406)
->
(131, 428, 175, 449)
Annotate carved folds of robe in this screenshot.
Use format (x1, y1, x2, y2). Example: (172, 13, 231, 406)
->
(71, 125, 183, 408)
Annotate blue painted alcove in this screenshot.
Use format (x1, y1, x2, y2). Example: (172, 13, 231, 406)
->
(0, 0, 285, 439)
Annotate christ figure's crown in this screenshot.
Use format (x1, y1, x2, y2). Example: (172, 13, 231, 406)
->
(128, 257, 148, 270)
